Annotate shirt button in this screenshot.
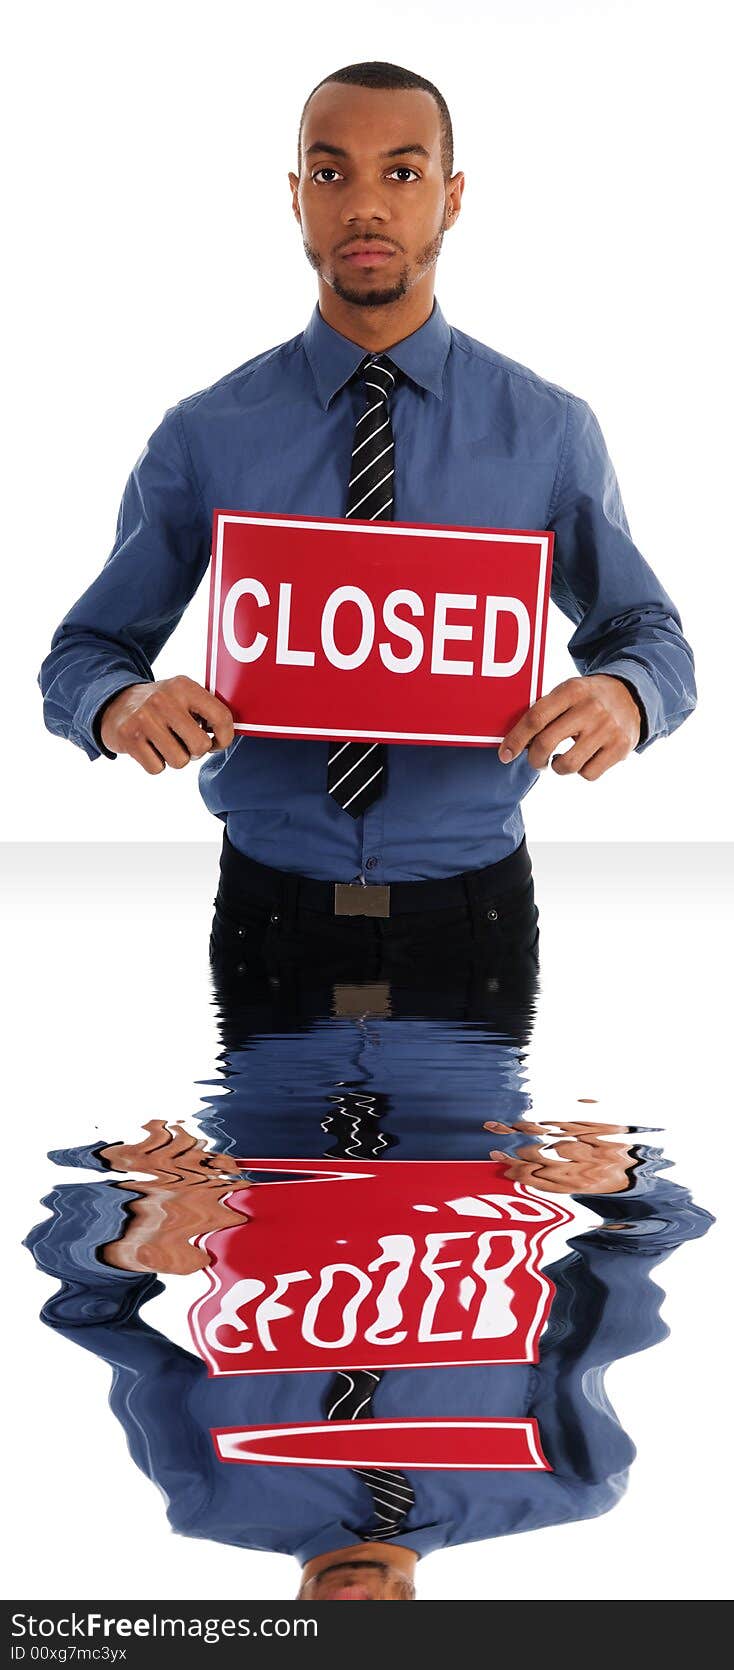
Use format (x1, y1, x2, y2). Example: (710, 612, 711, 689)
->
(270, 911, 280, 924)
(365, 857, 379, 870)
(486, 908, 498, 921)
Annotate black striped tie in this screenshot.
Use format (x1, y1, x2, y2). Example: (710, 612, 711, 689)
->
(325, 1369, 416, 1541)
(327, 354, 398, 818)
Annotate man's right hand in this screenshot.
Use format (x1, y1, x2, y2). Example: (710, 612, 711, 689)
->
(98, 675, 235, 773)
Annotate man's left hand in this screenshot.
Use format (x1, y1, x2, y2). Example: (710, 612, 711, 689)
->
(498, 673, 641, 780)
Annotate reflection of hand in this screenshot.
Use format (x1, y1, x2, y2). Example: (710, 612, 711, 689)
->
(485, 1118, 630, 1143)
(101, 1182, 246, 1274)
(484, 1119, 637, 1194)
(101, 1120, 243, 1182)
(99, 1120, 247, 1274)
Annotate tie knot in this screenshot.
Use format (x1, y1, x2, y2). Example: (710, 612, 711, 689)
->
(360, 354, 398, 402)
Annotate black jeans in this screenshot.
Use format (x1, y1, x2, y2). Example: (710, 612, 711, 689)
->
(209, 829, 540, 987)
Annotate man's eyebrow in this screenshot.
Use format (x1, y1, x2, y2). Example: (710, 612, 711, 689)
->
(382, 143, 430, 160)
(305, 141, 431, 160)
(316, 1561, 388, 1576)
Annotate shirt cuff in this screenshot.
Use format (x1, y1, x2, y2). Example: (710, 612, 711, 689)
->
(48, 1140, 114, 1172)
(589, 659, 661, 753)
(75, 673, 148, 759)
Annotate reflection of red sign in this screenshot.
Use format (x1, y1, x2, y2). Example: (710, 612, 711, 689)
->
(205, 510, 553, 746)
(212, 1417, 551, 1471)
(189, 1160, 572, 1376)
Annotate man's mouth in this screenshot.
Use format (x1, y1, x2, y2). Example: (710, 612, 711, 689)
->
(340, 242, 397, 267)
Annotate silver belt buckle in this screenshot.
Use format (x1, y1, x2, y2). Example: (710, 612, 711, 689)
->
(334, 883, 391, 918)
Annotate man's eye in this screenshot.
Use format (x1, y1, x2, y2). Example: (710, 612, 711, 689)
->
(310, 166, 420, 183)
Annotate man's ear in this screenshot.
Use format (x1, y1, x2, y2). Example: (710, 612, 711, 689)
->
(446, 170, 465, 226)
(288, 171, 301, 225)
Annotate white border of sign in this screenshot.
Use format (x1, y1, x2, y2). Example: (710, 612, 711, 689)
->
(208, 515, 551, 745)
(211, 1417, 549, 1470)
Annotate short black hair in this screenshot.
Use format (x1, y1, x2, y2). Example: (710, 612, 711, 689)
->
(297, 60, 454, 180)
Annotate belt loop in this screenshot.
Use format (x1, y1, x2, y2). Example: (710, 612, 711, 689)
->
(461, 868, 484, 942)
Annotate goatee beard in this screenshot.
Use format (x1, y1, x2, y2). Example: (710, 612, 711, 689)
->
(303, 231, 444, 310)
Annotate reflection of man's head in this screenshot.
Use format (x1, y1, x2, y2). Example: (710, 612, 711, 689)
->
(298, 1559, 415, 1601)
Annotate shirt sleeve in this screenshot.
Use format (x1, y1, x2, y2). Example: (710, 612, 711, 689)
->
(37, 402, 211, 760)
(532, 1171, 713, 1482)
(547, 394, 697, 751)
(24, 1183, 214, 1524)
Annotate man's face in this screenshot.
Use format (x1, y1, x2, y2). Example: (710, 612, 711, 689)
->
(299, 1558, 415, 1601)
(289, 83, 461, 310)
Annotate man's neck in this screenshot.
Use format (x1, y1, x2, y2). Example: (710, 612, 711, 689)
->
(301, 1540, 418, 1586)
(316, 277, 435, 353)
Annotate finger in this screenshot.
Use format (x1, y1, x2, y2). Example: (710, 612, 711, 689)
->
(139, 715, 195, 770)
(160, 1128, 202, 1161)
(579, 742, 628, 781)
(489, 1150, 523, 1172)
(133, 1121, 173, 1152)
(567, 1128, 630, 1147)
(526, 712, 586, 770)
(484, 1120, 552, 1136)
(551, 727, 611, 776)
(514, 1175, 571, 1194)
(551, 1140, 607, 1162)
(513, 1143, 554, 1162)
(123, 728, 167, 774)
(180, 680, 235, 749)
(499, 680, 583, 762)
(550, 1121, 628, 1136)
(157, 707, 215, 761)
(108, 1122, 172, 1163)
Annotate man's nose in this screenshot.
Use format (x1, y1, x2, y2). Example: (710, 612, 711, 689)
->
(340, 186, 391, 225)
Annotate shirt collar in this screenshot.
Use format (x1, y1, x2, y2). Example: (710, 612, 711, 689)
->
(303, 297, 451, 409)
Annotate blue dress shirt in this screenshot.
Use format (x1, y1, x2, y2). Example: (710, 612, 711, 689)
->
(25, 1160, 712, 1564)
(38, 299, 696, 881)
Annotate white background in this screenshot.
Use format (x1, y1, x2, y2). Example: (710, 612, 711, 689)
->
(6, 0, 731, 842)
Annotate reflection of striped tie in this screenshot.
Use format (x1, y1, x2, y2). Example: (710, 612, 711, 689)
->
(327, 355, 398, 818)
(320, 1090, 396, 1159)
(325, 1368, 416, 1541)
(322, 1080, 414, 1542)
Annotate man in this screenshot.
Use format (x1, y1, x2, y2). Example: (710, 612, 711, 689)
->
(25, 1118, 712, 1601)
(38, 60, 695, 972)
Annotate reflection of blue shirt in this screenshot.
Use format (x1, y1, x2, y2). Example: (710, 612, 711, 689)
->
(25, 1169, 711, 1565)
(197, 1013, 533, 1158)
(37, 299, 695, 881)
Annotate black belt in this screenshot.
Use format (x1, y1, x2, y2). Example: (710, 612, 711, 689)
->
(218, 828, 532, 920)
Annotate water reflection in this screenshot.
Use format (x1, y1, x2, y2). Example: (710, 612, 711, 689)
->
(25, 953, 713, 1600)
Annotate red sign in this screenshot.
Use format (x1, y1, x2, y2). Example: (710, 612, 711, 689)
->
(206, 510, 553, 746)
(189, 1160, 572, 1376)
(211, 1417, 551, 1471)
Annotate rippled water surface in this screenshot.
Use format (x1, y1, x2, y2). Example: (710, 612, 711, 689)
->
(5, 843, 729, 1600)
